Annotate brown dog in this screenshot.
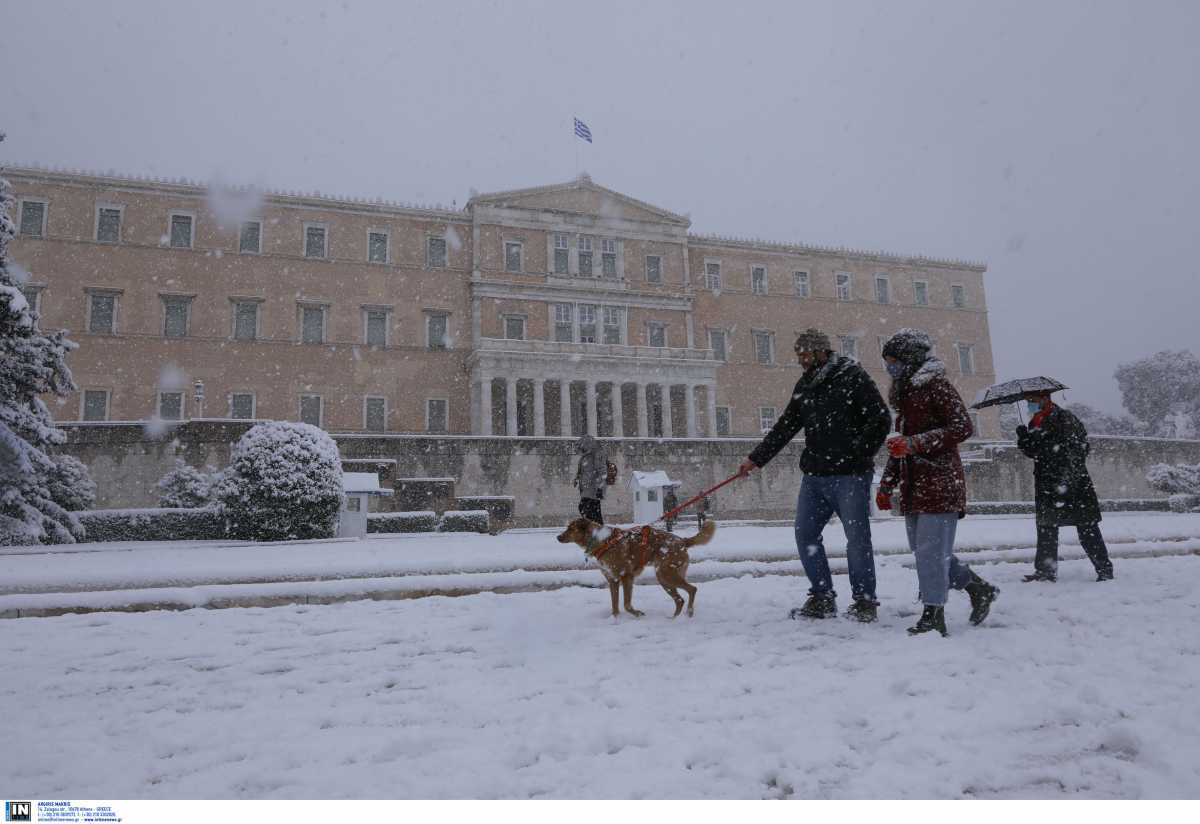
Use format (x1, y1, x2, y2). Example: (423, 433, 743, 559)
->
(556, 517, 716, 618)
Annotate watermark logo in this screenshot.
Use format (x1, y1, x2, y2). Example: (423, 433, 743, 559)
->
(4, 802, 31, 822)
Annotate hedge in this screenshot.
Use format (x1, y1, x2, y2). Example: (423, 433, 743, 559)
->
(77, 508, 226, 542)
(367, 511, 439, 534)
(438, 510, 490, 533)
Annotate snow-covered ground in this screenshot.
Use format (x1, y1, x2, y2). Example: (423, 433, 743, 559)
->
(2, 513, 1200, 798)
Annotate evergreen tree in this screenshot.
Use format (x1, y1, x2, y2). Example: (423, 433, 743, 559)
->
(0, 137, 83, 544)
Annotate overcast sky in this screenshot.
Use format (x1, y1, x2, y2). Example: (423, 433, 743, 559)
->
(4, 0, 1197, 414)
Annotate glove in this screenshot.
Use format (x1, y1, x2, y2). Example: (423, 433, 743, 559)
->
(875, 489, 893, 511)
(886, 436, 913, 458)
(1016, 425, 1027, 437)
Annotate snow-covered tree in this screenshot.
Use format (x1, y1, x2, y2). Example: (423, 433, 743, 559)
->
(1066, 403, 1144, 437)
(1146, 463, 1200, 496)
(156, 458, 214, 508)
(47, 454, 97, 512)
(1114, 350, 1200, 437)
(0, 139, 83, 545)
(214, 421, 343, 541)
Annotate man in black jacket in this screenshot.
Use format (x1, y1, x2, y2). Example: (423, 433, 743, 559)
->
(738, 329, 892, 621)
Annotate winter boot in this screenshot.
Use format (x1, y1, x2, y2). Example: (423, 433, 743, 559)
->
(1096, 567, 1114, 582)
(1022, 571, 1056, 583)
(964, 571, 999, 626)
(907, 605, 948, 637)
(789, 592, 837, 620)
(845, 598, 879, 623)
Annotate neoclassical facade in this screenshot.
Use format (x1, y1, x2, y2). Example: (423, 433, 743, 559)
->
(7, 166, 998, 439)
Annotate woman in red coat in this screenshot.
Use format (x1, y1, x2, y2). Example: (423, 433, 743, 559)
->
(877, 329, 999, 636)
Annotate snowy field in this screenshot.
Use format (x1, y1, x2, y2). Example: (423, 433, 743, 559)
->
(2, 513, 1200, 799)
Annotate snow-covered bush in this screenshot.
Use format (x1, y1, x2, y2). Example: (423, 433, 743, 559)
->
(439, 510, 490, 533)
(156, 459, 213, 508)
(77, 508, 226, 542)
(214, 421, 343, 541)
(367, 510, 439, 534)
(0, 143, 82, 545)
(47, 454, 96, 512)
(1168, 494, 1200, 514)
(1146, 463, 1200, 496)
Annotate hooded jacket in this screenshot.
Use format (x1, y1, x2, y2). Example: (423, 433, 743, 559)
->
(574, 435, 608, 499)
(1017, 405, 1102, 527)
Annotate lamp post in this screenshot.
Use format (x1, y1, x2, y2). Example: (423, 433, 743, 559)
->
(193, 380, 205, 420)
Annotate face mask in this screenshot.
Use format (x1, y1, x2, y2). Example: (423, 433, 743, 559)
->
(886, 362, 906, 379)
(1026, 400, 1042, 416)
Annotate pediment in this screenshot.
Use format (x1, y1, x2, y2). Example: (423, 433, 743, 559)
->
(469, 176, 689, 227)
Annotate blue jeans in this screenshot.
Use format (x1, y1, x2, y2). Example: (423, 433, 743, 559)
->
(904, 514, 972, 606)
(794, 472, 876, 601)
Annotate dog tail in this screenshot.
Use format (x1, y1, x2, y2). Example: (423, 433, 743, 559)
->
(683, 519, 717, 548)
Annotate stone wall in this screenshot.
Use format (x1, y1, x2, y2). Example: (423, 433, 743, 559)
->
(57, 423, 1200, 527)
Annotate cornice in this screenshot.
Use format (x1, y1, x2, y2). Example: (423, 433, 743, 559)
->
(689, 232, 987, 272)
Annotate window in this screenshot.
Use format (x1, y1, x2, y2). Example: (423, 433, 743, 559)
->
(364, 397, 387, 432)
(645, 255, 662, 284)
(875, 275, 890, 304)
(300, 305, 326, 344)
(715, 406, 731, 436)
(87, 292, 117, 334)
(793, 271, 810, 298)
(427, 236, 447, 268)
(602, 306, 623, 344)
(299, 395, 323, 427)
(345, 497, 361, 513)
(753, 330, 774, 365)
(230, 393, 255, 419)
(239, 221, 262, 254)
(751, 266, 767, 295)
(704, 260, 722, 291)
(553, 233, 570, 274)
(553, 303, 573, 342)
(368, 231, 389, 264)
(304, 224, 327, 259)
(504, 240, 523, 273)
(647, 321, 666, 348)
(159, 392, 184, 421)
(914, 280, 929, 306)
(19, 200, 47, 238)
(96, 205, 122, 243)
(169, 213, 194, 249)
(759, 406, 777, 433)
(19, 285, 42, 317)
(364, 309, 389, 347)
(162, 296, 191, 338)
(578, 304, 597, 343)
(836, 272, 852, 301)
(969, 412, 981, 437)
(957, 343, 975, 375)
(601, 239, 617, 277)
(426, 398, 448, 433)
(503, 315, 526, 340)
(233, 300, 260, 341)
(82, 390, 109, 422)
(709, 329, 727, 361)
(426, 312, 449, 350)
(952, 284, 966, 308)
(577, 235, 593, 276)
(839, 335, 858, 360)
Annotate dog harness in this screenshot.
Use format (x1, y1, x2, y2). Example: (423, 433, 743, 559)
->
(588, 525, 655, 569)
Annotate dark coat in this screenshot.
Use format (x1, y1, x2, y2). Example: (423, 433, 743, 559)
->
(880, 358, 973, 515)
(1017, 406, 1102, 527)
(748, 355, 891, 476)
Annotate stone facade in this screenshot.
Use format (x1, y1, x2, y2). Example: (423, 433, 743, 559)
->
(9, 166, 999, 440)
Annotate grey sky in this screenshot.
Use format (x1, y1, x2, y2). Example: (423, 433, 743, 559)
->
(4, 0, 1197, 414)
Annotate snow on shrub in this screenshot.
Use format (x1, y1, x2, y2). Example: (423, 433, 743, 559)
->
(77, 508, 226, 543)
(438, 510, 489, 533)
(1146, 463, 1200, 496)
(47, 454, 96, 512)
(157, 459, 214, 508)
(215, 421, 343, 541)
(367, 511, 439, 534)
(1168, 494, 1200, 514)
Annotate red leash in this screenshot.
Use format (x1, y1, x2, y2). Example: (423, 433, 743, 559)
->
(656, 471, 745, 525)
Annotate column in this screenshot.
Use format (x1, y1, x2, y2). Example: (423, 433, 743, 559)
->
(533, 379, 546, 437)
(559, 378, 571, 437)
(586, 380, 598, 437)
(662, 384, 674, 438)
(706, 381, 719, 437)
(611, 381, 625, 438)
(636, 382, 648, 438)
(685, 383, 697, 438)
(479, 374, 493, 436)
(505, 377, 518, 437)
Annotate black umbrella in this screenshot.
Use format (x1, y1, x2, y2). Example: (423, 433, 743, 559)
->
(971, 377, 1069, 410)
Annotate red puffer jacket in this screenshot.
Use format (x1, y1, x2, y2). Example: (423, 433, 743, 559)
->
(879, 358, 973, 515)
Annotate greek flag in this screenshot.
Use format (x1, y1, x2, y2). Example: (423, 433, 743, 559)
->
(574, 117, 593, 143)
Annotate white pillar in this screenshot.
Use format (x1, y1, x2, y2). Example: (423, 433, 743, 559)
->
(479, 374, 493, 436)
(685, 383, 697, 438)
(611, 381, 625, 437)
(533, 379, 546, 437)
(559, 379, 572, 437)
(505, 378, 518, 437)
(662, 384, 674, 438)
(706, 382, 719, 437)
(636, 382, 648, 438)
(586, 380, 598, 437)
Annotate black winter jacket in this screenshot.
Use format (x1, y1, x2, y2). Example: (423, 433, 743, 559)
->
(1016, 405, 1103, 527)
(748, 355, 891, 476)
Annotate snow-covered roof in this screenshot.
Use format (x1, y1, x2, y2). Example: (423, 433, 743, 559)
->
(628, 470, 677, 490)
(342, 473, 393, 495)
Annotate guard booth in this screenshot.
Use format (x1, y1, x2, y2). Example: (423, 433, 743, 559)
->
(337, 472, 394, 538)
(628, 470, 678, 524)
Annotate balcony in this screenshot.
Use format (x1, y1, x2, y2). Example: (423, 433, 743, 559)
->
(477, 337, 714, 362)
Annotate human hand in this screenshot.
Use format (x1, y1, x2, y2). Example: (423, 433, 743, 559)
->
(886, 436, 912, 458)
(875, 489, 893, 511)
(737, 459, 757, 477)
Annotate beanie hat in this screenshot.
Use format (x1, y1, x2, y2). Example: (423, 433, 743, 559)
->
(881, 328, 933, 365)
(794, 328, 832, 353)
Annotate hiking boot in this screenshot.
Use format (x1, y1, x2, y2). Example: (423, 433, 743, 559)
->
(907, 605, 948, 637)
(789, 592, 837, 620)
(1096, 568, 1114, 582)
(845, 598, 879, 623)
(1022, 571, 1056, 583)
(964, 571, 999, 626)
